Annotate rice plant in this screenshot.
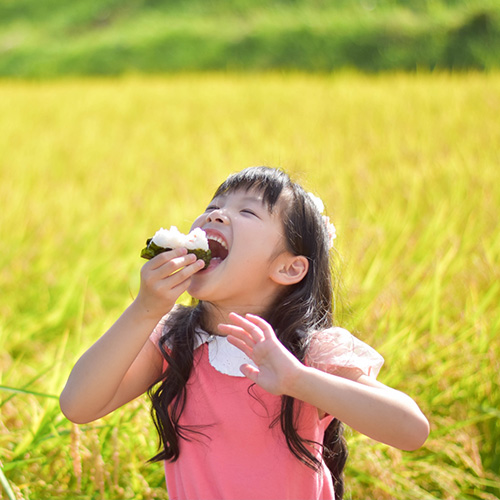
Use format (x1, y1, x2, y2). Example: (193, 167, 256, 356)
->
(1, 72, 499, 499)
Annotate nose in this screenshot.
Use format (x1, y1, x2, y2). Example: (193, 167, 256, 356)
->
(206, 208, 229, 224)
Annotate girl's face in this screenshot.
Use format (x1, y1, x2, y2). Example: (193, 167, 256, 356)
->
(187, 188, 290, 310)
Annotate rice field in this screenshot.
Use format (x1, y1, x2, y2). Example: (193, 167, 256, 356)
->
(0, 72, 499, 500)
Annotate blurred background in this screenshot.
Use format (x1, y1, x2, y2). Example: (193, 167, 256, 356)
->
(1, 1, 499, 500)
(0, 0, 499, 76)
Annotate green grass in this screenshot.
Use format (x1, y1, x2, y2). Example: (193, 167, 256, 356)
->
(1, 72, 499, 499)
(0, 0, 500, 76)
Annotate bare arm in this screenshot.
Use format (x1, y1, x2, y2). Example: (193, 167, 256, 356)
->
(60, 248, 205, 424)
(285, 366, 429, 450)
(219, 313, 430, 451)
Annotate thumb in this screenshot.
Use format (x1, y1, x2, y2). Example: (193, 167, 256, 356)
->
(240, 364, 259, 382)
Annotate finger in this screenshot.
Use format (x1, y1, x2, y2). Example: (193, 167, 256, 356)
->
(244, 314, 276, 340)
(152, 253, 199, 281)
(142, 250, 195, 281)
(218, 323, 255, 347)
(165, 253, 199, 275)
(166, 259, 206, 297)
(162, 258, 205, 287)
(227, 312, 265, 342)
(148, 247, 188, 270)
(169, 276, 197, 298)
(226, 335, 254, 359)
(240, 364, 259, 382)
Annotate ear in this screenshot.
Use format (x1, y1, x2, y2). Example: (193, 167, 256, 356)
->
(271, 254, 309, 286)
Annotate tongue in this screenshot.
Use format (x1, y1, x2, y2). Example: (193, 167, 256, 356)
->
(205, 256, 223, 272)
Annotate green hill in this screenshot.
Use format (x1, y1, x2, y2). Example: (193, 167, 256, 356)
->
(1, 0, 499, 77)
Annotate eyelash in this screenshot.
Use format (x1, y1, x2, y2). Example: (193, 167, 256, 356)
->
(241, 209, 257, 216)
(205, 206, 258, 217)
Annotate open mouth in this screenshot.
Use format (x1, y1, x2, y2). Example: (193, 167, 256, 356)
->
(207, 234, 229, 265)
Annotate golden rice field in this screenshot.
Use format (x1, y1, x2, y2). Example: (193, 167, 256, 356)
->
(0, 72, 499, 500)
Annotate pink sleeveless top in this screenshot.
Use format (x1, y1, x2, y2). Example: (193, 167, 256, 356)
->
(150, 316, 384, 500)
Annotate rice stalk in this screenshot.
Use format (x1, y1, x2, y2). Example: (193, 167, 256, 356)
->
(0, 72, 498, 498)
(0, 462, 19, 500)
(69, 425, 82, 494)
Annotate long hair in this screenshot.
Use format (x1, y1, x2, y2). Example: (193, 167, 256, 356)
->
(148, 166, 348, 499)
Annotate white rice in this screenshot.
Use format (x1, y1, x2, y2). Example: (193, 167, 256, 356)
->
(151, 226, 209, 251)
(184, 227, 209, 251)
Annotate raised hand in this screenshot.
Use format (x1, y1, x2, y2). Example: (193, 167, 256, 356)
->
(218, 312, 303, 396)
(60, 248, 205, 423)
(218, 313, 430, 451)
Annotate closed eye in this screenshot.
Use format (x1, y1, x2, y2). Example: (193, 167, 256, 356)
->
(240, 208, 259, 217)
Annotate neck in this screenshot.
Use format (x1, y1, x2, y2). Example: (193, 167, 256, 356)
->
(200, 300, 272, 335)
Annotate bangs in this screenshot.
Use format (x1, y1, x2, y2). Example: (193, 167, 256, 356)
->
(212, 166, 291, 211)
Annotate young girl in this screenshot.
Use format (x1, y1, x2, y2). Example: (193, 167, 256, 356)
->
(60, 166, 429, 500)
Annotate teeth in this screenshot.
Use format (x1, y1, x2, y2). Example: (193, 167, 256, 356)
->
(207, 235, 228, 250)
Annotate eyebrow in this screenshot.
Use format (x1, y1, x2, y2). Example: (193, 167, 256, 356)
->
(214, 193, 265, 205)
(210, 191, 275, 214)
(238, 195, 265, 204)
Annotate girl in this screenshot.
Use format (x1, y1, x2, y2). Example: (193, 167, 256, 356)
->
(60, 166, 429, 500)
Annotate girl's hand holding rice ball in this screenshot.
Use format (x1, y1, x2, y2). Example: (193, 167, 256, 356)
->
(141, 226, 212, 268)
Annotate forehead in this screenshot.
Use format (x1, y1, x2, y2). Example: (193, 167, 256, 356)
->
(212, 188, 264, 204)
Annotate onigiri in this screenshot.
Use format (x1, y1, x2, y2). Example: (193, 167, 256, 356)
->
(141, 226, 211, 268)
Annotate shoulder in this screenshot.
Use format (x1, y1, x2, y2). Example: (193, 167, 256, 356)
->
(148, 304, 186, 351)
(307, 327, 384, 379)
(149, 314, 170, 352)
(149, 304, 207, 353)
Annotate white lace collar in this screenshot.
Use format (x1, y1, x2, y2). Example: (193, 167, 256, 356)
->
(192, 330, 257, 377)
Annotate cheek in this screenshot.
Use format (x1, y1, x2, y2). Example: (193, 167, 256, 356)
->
(235, 233, 281, 264)
(190, 214, 206, 230)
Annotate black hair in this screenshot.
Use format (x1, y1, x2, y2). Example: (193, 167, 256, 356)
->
(149, 166, 348, 499)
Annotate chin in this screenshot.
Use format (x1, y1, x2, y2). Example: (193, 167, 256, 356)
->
(187, 280, 211, 302)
